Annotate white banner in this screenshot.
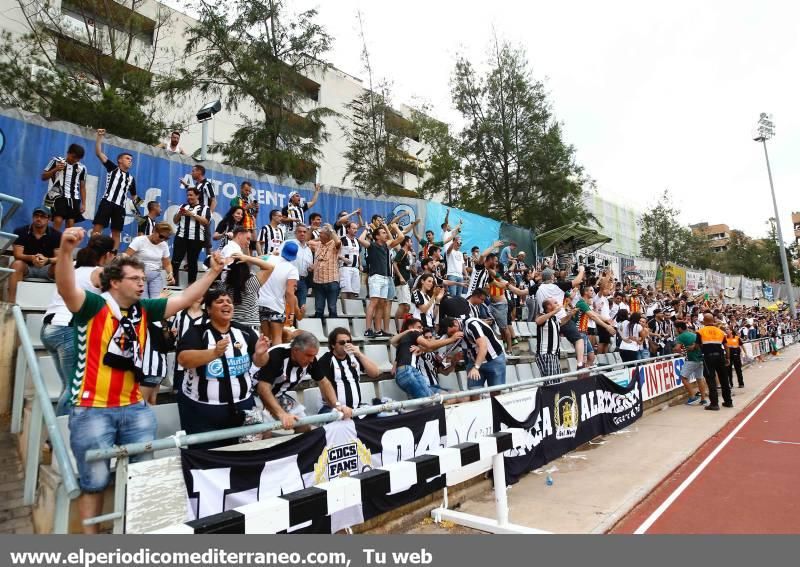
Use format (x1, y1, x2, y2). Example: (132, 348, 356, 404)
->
(742, 277, 756, 300)
(724, 275, 741, 299)
(686, 270, 705, 292)
(636, 259, 658, 285)
(705, 270, 724, 295)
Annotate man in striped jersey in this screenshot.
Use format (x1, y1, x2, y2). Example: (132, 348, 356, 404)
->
(181, 165, 216, 260)
(318, 327, 380, 413)
(281, 185, 321, 238)
(339, 221, 362, 299)
(172, 187, 211, 284)
(442, 315, 507, 400)
(334, 208, 362, 237)
(137, 201, 161, 236)
(257, 209, 285, 256)
(42, 144, 86, 230)
(535, 297, 566, 382)
(466, 240, 505, 295)
(92, 129, 142, 250)
(255, 332, 341, 431)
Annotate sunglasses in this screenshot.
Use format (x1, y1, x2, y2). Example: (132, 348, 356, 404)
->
(157, 233, 170, 241)
(336, 339, 352, 346)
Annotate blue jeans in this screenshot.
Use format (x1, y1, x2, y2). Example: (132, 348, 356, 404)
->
(447, 275, 464, 297)
(296, 275, 309, 307)
(395, 365, 435, 399)
(467, 354, 507, 389)
(40, 323, 75, 417)
(145, 270, 164, 299)
(69, 402, 156, 492)
(638, 349, 649, 360)
(314, 281, 340, 318)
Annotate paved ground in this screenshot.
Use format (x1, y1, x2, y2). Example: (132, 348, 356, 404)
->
(612, 355, 800, 533)
(407, 346, 800, 534)
(0, 417, 34, 534)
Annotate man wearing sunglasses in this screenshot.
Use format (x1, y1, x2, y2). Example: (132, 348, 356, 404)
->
(317, 327, 381, 413)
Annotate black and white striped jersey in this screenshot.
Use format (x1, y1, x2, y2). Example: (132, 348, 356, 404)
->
(44, 157, 85, 200)
(339, 236, 361, 269)
(536, 316, 561, 356)
(282, 201, 309, 232)
(462, 317, 505, 362)
(335, 221, 349, 238)
(195, 179, 216, 208)
(176, 204, 211, 241)
(318, 352, 364, 408)
(418, 351, 440, 388)
(256, 344, 325, 398)
(467, 263, 490, 295)
(258, 224, 285, 255)
(101, 159, 136, 206)
(412, 290, 436, 329)
(139, 216, 156, 236)
(177, 323, 257, 405)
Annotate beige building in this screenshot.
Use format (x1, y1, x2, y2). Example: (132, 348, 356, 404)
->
(0, 0, 431, 193)
(690, 222, 748, 253)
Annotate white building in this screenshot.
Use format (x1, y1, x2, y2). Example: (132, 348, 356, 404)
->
(0, 0, 429, 192)
(582, 191, 642, 257)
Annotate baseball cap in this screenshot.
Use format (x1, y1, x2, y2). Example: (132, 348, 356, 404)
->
(288, 191, 300, 199)
(281, 240, 299, 261)
(33, 206, 51, 217)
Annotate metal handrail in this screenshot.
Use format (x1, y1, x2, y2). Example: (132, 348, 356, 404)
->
(12, 305, 80, 501)
(0, 193, 23, 229)
(86, 353, 683, 463)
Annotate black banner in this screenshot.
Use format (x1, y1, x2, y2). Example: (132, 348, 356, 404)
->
(492, 373, 643, 484)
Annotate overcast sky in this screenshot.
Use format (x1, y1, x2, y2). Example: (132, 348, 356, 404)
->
(287, 0, 799, 242)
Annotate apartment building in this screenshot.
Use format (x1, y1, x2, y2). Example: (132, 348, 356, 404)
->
(0, 0, 430, 193)
(690, 222, 747, 253)
(582, 192, 642, 257)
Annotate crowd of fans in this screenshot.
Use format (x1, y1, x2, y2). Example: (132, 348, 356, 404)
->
(6, 130, 798, 532)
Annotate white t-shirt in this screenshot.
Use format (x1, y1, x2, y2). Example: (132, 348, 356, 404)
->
(619, 321, 642, 351)
(128, 235, 169, 272)
(446, 247, 464, 277)
(221, 241, 243, 260)
(258, 256, 299, 313)
(535, 282, 569, 319)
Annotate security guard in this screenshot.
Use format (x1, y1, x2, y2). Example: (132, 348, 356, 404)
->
(697, 313, 733, 411)
(724, 328, 745, 389)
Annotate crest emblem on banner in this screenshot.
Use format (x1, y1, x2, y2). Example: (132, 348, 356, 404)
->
(313, 440, 373, 484)
(553, 391, 579, 440)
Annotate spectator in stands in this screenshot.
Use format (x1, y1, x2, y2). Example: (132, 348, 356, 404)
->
(8, 207, 61, 303)
(418, 327, 458, 392)
(258, 209, 286, 257)
(334, 208, 362, 237)
(444, 235, 468, 297)
(390, 318, 463, 399)
(157, 131, 187, 154)
(176, 288, 270, 447)
(412, 273, 442, 330)
(673, 320, 709, 406)
(255, 331, 341, 431)
(125, 222, 176, 298)
(535, 297, 569, 383)
(573, 286, 616, 367)
(318, 327, 380, 412)
(171, 299, 208, 394)
(92, 128, 142, 250)
(180, 165, 216, 262)
(339, 221, 362, 299)
(225, 252, 275, 330)
(617, 310, 644, 363)
(54, 226, 225, 533)
(220, 227, 252, 263)
(308, 224, 341, 319)
(466, 240, 504, 295)
(172, 187, 211, 285)
(498, 241, 517, 271)
(213, 206, 245, 249)
(42, 144, 86, 231)
(258, 240, 300, 345)
(230, 181, 258, 252)
(442, 315, 507, 400)
(466, 288, 494, 326)
(359, 223, 404, 338)
(290, 225, 314, 309)
(282, 186, 321, 239)
(41, 234, 115, 416)
(308, 212, 323, 240)
(535, 267, 587, 369)
(393, 236, 415, 330)
(137, 201, 161, 237)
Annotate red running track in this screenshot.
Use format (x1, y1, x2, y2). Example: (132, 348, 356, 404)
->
(612, 357, 800, 534)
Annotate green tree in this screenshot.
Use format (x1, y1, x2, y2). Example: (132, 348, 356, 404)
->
(167, 0, 335, 180)
(341, 11, 416, 196)
(409, 107, 461, 202)
(639, 190, 700, 286)
(0, 0, 177, 143)
(450, 38, 592, 233)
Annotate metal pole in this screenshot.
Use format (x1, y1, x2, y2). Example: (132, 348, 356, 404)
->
(200, 120, 208, 161)
(492, 453, 509, 527)
(761, 140, 797, 319)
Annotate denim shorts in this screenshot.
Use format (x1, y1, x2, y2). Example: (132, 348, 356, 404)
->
(368, 274, 391, 299)
(680, 360, 704, 382)
(69, 402, 157, 493)
(467, 354, 507, 390)
(395, 365, 435, 399)
(580, 332, 594, 354)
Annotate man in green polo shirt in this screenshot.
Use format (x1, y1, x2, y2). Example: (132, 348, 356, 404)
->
(674, 320, 709, 406)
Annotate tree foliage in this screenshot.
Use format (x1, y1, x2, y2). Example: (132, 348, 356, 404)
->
(410, 107, 461, 202)
(450, 38, 592, 233)
(167, 0, 335, 180)
(638, 190, 701, 282)
(0, 0, 176, 143)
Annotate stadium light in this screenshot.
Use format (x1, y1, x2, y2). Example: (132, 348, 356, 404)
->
(197, 100, 222, 161)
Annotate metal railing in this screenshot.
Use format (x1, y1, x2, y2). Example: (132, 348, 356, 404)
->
(0, 192, 23, 230)
(11, 306, 80, 510)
